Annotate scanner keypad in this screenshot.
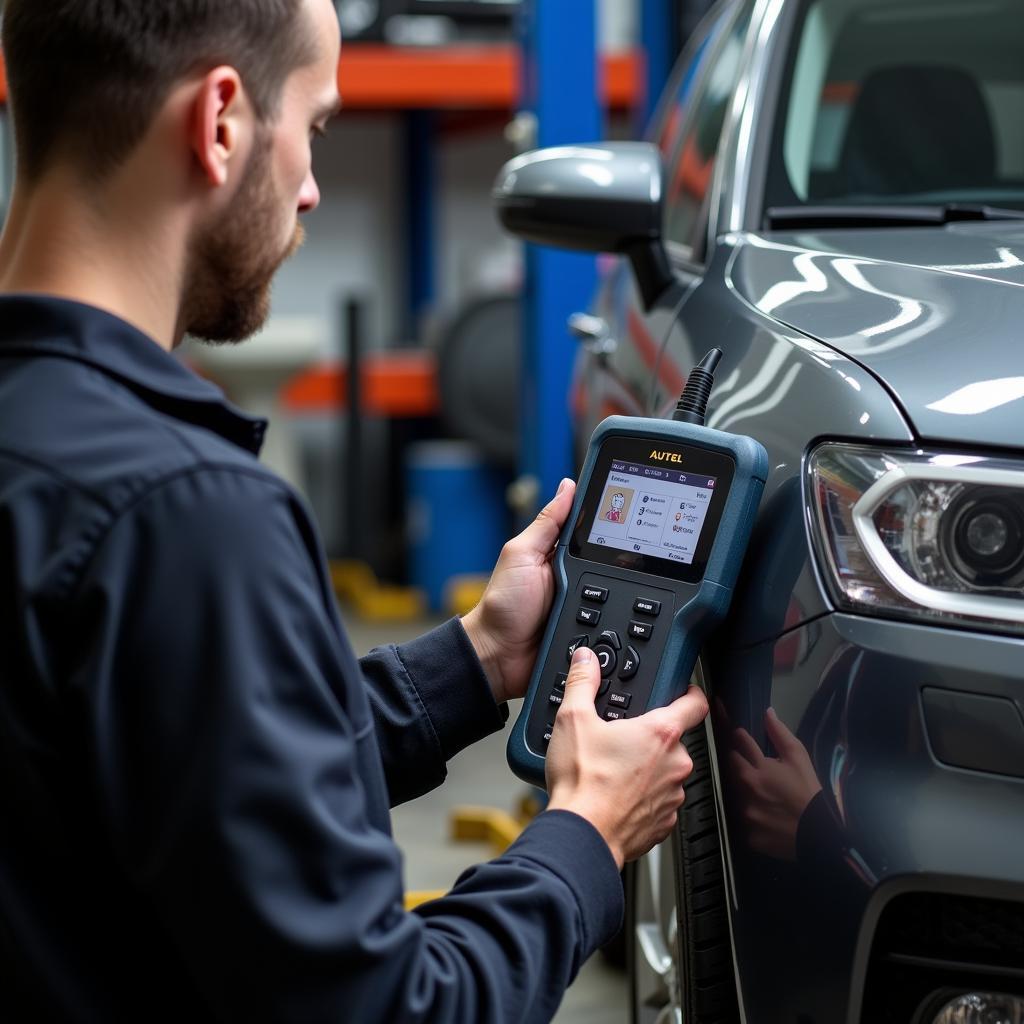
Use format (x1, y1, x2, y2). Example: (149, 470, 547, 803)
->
(628, 620, 654, 641)
(566, 635, 590, 661)
(529, 572, 676, 754)
(619, 646, 640, 680)
(592, 644, 617, 677)
(633, 598, 661, 617)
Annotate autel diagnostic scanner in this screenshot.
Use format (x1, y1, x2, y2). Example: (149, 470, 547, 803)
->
(508, 350, 769, 787)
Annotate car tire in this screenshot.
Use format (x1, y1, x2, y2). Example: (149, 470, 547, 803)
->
(627, 723, 739, 1024)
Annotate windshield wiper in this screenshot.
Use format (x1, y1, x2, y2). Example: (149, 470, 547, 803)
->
(764, 203, 1024, 230)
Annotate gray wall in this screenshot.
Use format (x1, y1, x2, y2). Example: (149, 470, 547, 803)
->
(269, 115, 521, 359)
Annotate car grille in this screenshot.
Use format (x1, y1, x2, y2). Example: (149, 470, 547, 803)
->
(861, 893, 1024, 1023)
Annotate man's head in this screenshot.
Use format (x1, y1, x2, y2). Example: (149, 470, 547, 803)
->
(1, 0, 342, 343)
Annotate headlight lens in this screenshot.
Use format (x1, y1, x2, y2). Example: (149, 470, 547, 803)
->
(930, 991, 1024, 1024)
(807, 444, 1024, 635)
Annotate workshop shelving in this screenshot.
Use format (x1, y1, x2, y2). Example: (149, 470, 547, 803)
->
(281, 350, 438, 417)
(337, 44, 639, 108)
(0, 24, 655, 528)
(0, 47, 640, 109)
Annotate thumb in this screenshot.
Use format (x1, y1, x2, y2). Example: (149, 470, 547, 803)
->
(561, 646, 601, 708)
(516, 479, 576, 557)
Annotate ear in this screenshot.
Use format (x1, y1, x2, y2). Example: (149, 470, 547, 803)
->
(190, 67, 250, 188)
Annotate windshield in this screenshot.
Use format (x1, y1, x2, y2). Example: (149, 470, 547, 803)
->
(765, 0, 1024, 213)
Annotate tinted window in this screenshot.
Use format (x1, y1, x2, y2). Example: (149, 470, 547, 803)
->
(662, 1, 754, 254)
(769, 0, 1024, 209)
(651, 23, 717, 156)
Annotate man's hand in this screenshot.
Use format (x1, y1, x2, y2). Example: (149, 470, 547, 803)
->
(545, 648, 709, 869)
(727, 709, 822, 862)
(461, 479, 576, 706)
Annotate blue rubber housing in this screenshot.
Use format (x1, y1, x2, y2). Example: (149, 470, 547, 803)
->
(507, 416, 768, 787)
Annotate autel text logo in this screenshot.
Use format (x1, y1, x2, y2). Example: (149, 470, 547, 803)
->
(648, 450, 683, 464)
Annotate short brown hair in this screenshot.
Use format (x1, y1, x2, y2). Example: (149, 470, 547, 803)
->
(2, 0, 318, 182)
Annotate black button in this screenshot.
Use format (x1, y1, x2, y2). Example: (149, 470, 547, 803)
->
(628, 620, 653, 641)
(581, 585, 608, 603)
(633, 598, 661, 617)
(542, 723, 554, 744)
(548, 692, 563, 708)
(592, 643, 617, 679)
(605, 709, 627, 721)
(577, 606, 601, 626)
(553, 673, 567, 692)
(619, 646, 640, 680)
(597, 677, 611, 698)
(597, 629, 621, 650)
(566, 635, 590, 662)
(608, 691, 632, 709)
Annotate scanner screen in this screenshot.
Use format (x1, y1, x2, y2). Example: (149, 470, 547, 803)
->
(586, 460, 717, 566)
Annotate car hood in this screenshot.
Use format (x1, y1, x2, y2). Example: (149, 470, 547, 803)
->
(728, 221, 1024, 451)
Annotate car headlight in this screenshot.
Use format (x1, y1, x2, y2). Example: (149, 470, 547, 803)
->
(807, 443, 1024, 635)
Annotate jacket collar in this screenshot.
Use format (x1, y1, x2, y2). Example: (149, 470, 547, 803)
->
(0, 294, 268, 454)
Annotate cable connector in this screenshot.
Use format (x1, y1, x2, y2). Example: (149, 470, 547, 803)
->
(672, 348, 722, 426)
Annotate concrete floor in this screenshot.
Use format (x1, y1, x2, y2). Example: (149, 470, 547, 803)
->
(345, 613, 629, 1024)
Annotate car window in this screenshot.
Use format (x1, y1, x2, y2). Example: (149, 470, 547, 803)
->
(768, 0, 1024, 209)
(648, 8, 722, 157)
(663, 0, 755, 258)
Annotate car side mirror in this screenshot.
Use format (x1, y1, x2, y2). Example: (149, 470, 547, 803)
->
(493, 141, 673, 310)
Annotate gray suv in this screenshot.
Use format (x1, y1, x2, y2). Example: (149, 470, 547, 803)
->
(495, 0, 1024, 1021)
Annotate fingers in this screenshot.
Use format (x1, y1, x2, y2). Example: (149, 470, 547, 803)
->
(667, 744, 694, 786)
(656, 811, 679, 842)
(764, 707, 802, 759)
(728, 749, 759, 791)
(560, 646, 601, 708)
(513, 479, 576, 558)
(653, 685, 710, 739)
(732, 727, 765, 768)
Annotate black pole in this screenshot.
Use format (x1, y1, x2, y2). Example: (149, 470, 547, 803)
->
(344, 296, 363, 559)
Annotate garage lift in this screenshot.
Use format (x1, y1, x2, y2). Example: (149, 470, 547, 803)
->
(409, 0, 676, 909)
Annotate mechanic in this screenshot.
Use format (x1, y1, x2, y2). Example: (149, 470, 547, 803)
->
(0, 0, 708, 1020)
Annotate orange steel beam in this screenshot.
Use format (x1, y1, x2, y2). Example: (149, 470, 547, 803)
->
(0, 48, 638, 110)
(603, 51, 641, 109)
(340, 44, 518, 109)
(338, 45, 639, 109)
(281, 350, 439, 418)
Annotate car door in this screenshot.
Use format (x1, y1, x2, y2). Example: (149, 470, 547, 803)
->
(572, 0, 756, 465)
(646, 0, 758, 417)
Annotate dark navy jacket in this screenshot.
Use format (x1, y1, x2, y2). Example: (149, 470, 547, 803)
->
(0, 296, 623, 1022)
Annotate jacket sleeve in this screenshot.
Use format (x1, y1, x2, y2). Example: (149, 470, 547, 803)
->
(67, 466, 623, 1023)
(360, 619, 508, 806)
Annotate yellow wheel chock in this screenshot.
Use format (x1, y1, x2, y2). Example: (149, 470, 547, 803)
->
(404, 792, 545, 910)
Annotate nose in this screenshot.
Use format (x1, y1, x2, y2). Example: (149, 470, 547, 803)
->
(298, 168, 320, 214)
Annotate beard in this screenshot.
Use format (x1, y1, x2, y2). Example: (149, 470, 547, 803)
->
(183, 135, 306, 344)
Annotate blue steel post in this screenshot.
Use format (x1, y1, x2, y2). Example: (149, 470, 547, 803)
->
(519, 0, 600, 510)
(639, 0, 676, 134)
